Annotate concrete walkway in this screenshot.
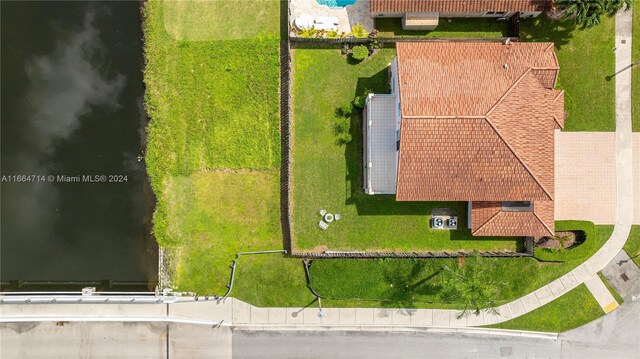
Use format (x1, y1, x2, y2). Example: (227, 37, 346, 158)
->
(584, 274, 619, 313)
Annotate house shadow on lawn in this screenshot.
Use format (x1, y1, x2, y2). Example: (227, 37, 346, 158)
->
(520, 16, 577, 49)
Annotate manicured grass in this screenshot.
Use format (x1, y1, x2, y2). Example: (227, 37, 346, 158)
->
(143, 0, 316, 306)
(633, 7, 640, 132)
(291, 48, 521, 253)
(374, 18, 509, 38)
(623, 225, 640, 267)
(521, 16, 616, 131)
(597, 272, 624, 304)
(306, 224, 613, 308)
(165, 171, 313, 306)
(485, 284, 603, 332)
(144, 0, 280, 247)
(162, 0, 279, 40)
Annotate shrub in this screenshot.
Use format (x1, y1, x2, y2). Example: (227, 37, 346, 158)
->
(327, 30, 338, 38)
(351, 45, 369, 61)
(338, 103, 353, 117)
(300, 27, 318, 38)
(368, 39, 381, 51)
(335, 116, 350, 134)
(336, 132, 353, 145)
(353, 89, 373, 108)
(341, 43, 350, 55)
(351, 24, 368, 38)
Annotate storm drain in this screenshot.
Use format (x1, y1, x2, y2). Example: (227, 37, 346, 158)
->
(621, 273, 630, 282)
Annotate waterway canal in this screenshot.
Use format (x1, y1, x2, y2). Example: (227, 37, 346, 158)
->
(1, 1, 157, 291)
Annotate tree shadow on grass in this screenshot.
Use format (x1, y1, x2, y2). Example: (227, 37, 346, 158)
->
(519, 17, 576, 49)
(379, 260, 443, 309)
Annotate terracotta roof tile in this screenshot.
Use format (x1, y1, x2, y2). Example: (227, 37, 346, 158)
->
(396, 118, 550, 201)
(486, 70, 556, 199)
(371, 0, 551, 13)
(396, 42, 559, 117)
(471, 201, 554, 236)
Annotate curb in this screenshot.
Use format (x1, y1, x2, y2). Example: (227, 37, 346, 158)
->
(231, 324, 559, 340)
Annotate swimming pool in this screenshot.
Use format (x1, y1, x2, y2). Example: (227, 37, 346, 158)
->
(316, 0, 356, 7)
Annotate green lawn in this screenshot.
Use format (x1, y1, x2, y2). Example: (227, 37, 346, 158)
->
(623, 225, 640, 267)
(307, 224, 613, 308)
(374, 18, 510, 38)
(162, 0, 279, 40)
(485, 284, 603, 332)
(633, 7, 640, 132)
(291, 48, 521, 253)
(521, 16, 616, 131)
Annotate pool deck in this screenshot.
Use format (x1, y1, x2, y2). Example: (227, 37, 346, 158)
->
(290, 0, 373, 35)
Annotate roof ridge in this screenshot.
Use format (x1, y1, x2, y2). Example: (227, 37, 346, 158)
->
(471, 210, 503, 235)
(553, 115, 564, 129)
(553, 89, 564, 100)
(544, 42, 555, 52)
(532, 210, 554, 236)
(482, 117, 554, 201)
(402, 115, 485, 119)
(485, 68, 532, 117)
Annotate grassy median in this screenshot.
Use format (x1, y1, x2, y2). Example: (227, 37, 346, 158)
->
(485, 284, 603, 332)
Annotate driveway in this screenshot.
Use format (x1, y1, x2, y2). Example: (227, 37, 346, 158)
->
(555, 132, 640, 224)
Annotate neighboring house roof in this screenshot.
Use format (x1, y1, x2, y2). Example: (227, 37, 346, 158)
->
(471, 201, 554, 237)
(370, 0, 551, 13)
(395, 42, 563, 226)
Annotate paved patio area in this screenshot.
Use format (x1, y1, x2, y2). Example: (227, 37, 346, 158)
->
(555, 132, 640, 224)
(289, 0, 373, 35)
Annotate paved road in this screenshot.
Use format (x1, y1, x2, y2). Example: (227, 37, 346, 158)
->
(2, 300, 638, 358)
(0, 322, 232, 359)
(233, 301, 640, 359)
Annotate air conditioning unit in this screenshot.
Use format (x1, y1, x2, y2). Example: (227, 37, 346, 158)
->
(432, 216, 445, 229)
(447, 217, 458, 229)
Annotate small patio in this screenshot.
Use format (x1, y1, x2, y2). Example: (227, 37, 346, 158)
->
(289, 0, 373, 35)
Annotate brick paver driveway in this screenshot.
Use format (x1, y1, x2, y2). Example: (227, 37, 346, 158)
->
(555, 132, 639, 224)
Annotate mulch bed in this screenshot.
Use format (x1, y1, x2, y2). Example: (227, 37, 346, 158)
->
(534, 231, 578, 250)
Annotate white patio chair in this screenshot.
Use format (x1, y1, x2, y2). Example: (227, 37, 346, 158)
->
(319, 221, 329, 230)
(334, 214, 341, 221)
(319, 209, 327, 216)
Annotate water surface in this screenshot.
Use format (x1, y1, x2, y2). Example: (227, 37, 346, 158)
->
(1, 1, 157, 290)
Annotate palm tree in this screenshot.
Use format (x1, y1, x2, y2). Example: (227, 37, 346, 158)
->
(556, 0, 632, 28)
(604, 0, 633, 14)
(556, 0, 606, 28)
(440, 256, 502, 318)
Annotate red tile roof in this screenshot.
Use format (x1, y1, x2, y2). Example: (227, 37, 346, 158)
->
(393, 42, 562, 236)
(471, 201, 554, 236)
(396, 117, 550, 201)
(371, 0, 551, 13)
(395, 42, 559, 117)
